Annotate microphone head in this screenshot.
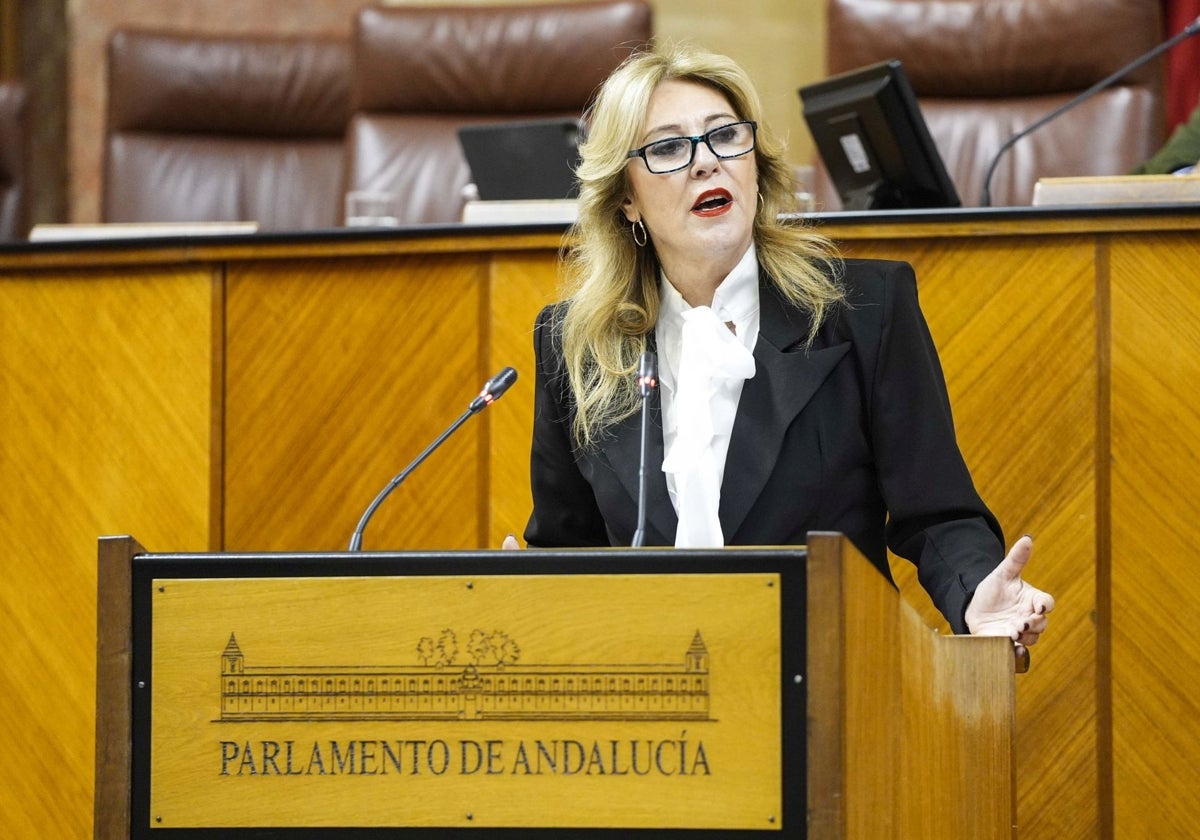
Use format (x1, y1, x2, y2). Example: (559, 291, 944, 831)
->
(469, 366, 518, 413)
(486, 366, 518, 397)
(637, 351, 658, 397)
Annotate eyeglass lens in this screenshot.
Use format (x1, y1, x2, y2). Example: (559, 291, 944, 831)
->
(640, 122, 755, 173)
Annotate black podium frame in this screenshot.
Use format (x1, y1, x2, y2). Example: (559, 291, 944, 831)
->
(108, 540, 808, 840)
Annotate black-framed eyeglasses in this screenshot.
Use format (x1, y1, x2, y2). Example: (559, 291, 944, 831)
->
(626, 120, 757, 174)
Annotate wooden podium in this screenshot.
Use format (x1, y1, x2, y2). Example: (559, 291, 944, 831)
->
(95, 533, 1016, 839)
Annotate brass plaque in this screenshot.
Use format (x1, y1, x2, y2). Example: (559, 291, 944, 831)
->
(149, 573, 782, 829)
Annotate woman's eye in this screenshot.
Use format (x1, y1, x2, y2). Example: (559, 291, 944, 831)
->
(648, 139, 688, 159)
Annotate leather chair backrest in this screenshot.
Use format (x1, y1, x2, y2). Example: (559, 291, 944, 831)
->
(104, 29, 352, 230)
(819, 0, 1166, 208)
(346, 0, 652, 225)
(0, 80, 29, 240)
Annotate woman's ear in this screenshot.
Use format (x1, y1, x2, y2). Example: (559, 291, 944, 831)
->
(621, 195, 638, 223)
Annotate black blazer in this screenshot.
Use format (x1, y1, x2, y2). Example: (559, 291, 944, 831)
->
(524, 259, 1003, 633)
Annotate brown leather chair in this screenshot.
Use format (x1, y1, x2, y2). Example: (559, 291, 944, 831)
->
(0, 80, 30, 240)
(103, 29, 352, 230)
(346, 0, 652, 225)
(818, 0, 1166, 208)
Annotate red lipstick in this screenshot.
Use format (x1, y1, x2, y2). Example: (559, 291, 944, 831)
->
(691, 188, 733, 217)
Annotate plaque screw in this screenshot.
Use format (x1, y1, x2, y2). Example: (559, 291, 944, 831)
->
(793, 674, 803, 684)
(466, 812, 474, 821)
(466, 581, 474, 590)
(767, 579, 774, 587)
(138, 681, 146, 689)
(768, 815, 776, 824)
(155, 816, 162, 824)
(158, 586, 165, 593)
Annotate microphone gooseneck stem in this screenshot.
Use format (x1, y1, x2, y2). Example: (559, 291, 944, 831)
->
(979, 14, 1200, 207)
(345, 366, 517, 552)
(347, 409, 473, 552)
(632, 395, 651, 548)
(632, 351, 658, 548)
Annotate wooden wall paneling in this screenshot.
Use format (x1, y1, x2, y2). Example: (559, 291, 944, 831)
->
(0, 263, 218, 836)
(0, 0, 16, 77)
(3, 214, 1199, 838)
(831, 232, 1101, 838)
(222, 253, 490, 552)
(486, 248, 564, 548)
(1109, 230, 1200, 837)
(10, 0, 69, 228)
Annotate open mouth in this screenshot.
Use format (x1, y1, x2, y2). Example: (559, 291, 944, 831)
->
(692, 189, 732, 213)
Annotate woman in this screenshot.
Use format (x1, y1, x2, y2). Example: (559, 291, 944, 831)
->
(520, 43, 1052, 647)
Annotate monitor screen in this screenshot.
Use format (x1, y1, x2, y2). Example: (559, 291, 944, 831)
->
(457, 118, 582, 202)
(799, 60, 960, 211)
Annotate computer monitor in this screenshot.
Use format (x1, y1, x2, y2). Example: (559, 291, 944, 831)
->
(457, 117, 583, 202)
(799, 60, 960, 211)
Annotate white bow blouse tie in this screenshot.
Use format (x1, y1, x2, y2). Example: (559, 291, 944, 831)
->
(661, 304, 756, 547)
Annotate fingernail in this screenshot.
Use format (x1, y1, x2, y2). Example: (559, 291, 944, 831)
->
(1023, 533, 1034, 542)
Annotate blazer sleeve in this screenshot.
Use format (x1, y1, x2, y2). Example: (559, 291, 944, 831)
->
(523, 304, 610, 547)
(856, 260, 1004, 632)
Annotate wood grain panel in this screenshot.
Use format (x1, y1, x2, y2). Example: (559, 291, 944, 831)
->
(4, 215, 1200, 838)
(806, 533, 1016, 839)
(894, 634, 1017, 840)
(834, 233, 1101, 838)
(487, 248, 565, 547)
(144, 572, 781, 829)
(0, 265, 216, 837)
(1110, 231, 1200, 837)
(224, 254, 488, 552)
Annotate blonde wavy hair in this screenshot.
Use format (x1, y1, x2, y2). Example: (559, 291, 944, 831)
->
(559, 42, 844, 448)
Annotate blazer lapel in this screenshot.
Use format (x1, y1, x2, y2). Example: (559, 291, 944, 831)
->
(590, 279, 848, 547)
(719, 281, 850, 540)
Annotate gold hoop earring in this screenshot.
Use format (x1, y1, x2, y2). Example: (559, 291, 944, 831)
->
(757, 192, 765, 214)
(632, 219, 648, 247)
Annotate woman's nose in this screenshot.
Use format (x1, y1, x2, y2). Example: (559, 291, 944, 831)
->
(690, 139, 720, 174)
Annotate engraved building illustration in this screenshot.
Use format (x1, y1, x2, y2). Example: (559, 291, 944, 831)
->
(220, 631, 711, 722)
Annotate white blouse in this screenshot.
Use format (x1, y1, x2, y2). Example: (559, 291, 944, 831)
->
(655, 244, 761, 547)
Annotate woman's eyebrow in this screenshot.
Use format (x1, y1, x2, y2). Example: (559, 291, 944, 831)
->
(640, 112, 738, 143)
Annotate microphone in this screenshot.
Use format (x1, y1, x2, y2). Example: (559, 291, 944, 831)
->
(979, 14, 1200, 207)
(347, 366, 518, 551)
(632, 351, 658, 548)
